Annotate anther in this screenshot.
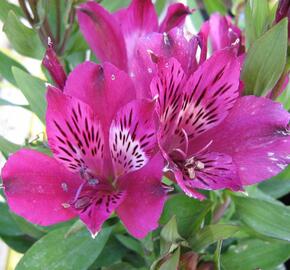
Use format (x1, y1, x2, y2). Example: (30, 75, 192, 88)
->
(62, 203, 71, 209)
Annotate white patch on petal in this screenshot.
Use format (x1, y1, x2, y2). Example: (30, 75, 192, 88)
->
(110, 127, 148, 176)
(277, 163, 287, 170)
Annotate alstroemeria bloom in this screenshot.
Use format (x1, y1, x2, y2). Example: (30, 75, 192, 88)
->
(42, 43, 67, 90)
(77, 0, 191, 71)
(199, 13, 288, 100)
(199, 13, 244, 56)
(77, 0, 192, 98)
(2, 62, 167, 238)
(150, 49, 290, 199)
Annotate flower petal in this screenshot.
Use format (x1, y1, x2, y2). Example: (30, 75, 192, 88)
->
(73, 183, 125, 236)
(77, 1, 127, 70)
(117, 154, 167, 238)
(186, 152, 241, 191)
(175, 49, 240, 143)
(109, 99, 157, 177)
(46, 86, 105, 178)
(42, 45, 66, 89)
(174, 169, 206, 200)
(200, 13, 242, 54)
(63, 62, 136, 133)
(150, 57, 185, 144)
(1, 149, 80, 226)
(159, 3, 191, 33)
(131, 27, 198, 98)
(114, 0, 158, 61)
(190, 96, 290, 185)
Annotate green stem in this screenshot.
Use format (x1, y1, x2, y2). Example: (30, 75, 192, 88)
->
(214, 240, 222, 270)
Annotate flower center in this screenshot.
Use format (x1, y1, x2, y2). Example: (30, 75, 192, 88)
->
(183, 157, 205, 179)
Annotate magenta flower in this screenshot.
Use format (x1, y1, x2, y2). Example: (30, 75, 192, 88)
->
(2, 62, 167, 238)
(199, 13, 244, 56)
(150, 49, 290, 199)
(77, 0, 191, 71)
(77, 0, 191, 98)
(42, 43, 67, 90)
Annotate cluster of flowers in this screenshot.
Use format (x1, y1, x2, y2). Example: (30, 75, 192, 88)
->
(2, 0, 290, 239)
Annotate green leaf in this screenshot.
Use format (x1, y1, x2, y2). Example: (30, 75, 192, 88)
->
(160, 216, 183, 244)
(0, 1, 23, 22)
(0, 135, 21, 158)
(103, 263, 135, 270)
(187, 0, 204, 30)
(12, 67, 46, 123)
(0, 51, 27, 86)
(0, 202, 23, 237)
(189, 224, 240, 251)
(89, 236, 128, 268)
(16, 226, 112, 270)
(101, 0, 130, 12)
(221, 239, 290, 270)
(203, 0, 227, 15)
(245, 0, 269, 47)
(115, 234, 144, 256)
(214, 240, 222, 270)
(159, 247, 180, 270)
(232, 195, 290, 242)
(1, 234, 35, 253)
(242, 19, 288, 96)
(277, 82, 290, 110)
(259, 165, 290, 198)
(160, 216, 184, 255)
(11, 213, 45, 239)
(0, 98, 29, 110)
(155, 0, 167, 15)
(3, 11, 44, 59)
(160, 194, 213, 238)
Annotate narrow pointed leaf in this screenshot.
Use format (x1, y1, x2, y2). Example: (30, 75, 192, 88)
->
(259, 166, 290, 198)
(242, 19, 288, 96)
(0, 135, 21, 158)
(16, 226, 112, 270)
(0, 0, 23, 22)
(115, 234, 144, 256)
(3, 11, 44, 59)
(0, 98, 29, 110)
(160, 194, 213, 238)
(0, 51, 27, 85)
(159, 247, 180, 270)
(12, 67, 46, 123)
(221, 239, 290, 270)
(189, 224, 240, 251)
(232, 195, 290, 242)
(0, 202, 23, 237)
(245, 0, 270, 47)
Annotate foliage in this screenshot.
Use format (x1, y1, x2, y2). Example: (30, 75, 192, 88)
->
(0, 0, 289, 269)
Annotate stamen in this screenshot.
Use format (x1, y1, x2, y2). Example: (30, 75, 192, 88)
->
(74, 196, 90, 209)
(62, 203, 71, 209)
(196, 161, 205, 170)
(188, 167, 196, 179)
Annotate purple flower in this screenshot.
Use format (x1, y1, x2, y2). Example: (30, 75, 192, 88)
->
(150, 49, 290, 199)
(42, 43, 67, 90)
(77, 0, 192, 98)
(2, 62, 167, 238)
(199, 13, 244, 56)
(77, 0, 191, 71)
